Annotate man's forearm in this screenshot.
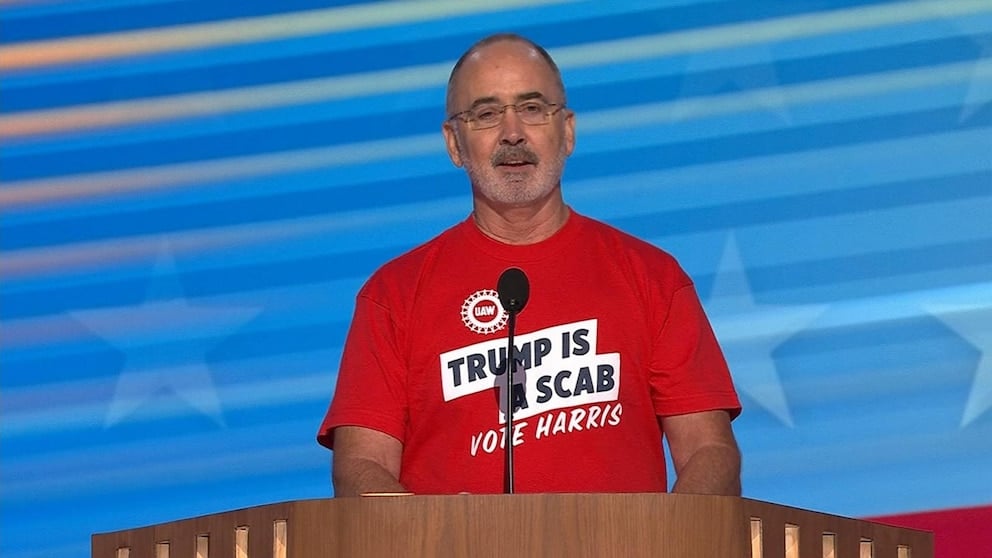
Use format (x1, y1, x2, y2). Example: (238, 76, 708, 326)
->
(332, 456, 407, 497)
(671, 444, 741, 496)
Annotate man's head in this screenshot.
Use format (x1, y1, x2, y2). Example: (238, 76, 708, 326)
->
(442, 34, 575, 210)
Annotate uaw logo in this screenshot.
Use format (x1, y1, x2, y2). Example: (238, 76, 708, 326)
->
(461, 289, 508, 335)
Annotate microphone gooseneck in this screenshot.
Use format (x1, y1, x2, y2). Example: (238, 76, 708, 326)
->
(496, 267, 529, 494)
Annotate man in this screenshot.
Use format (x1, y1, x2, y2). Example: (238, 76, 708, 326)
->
(317, 33, 742, 496)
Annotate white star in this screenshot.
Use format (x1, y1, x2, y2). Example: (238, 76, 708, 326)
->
(924, 288, 992, 427)
(71, 244, 260, 427)
(911, 0, 992, 122)
(960, 39, 992, 122)
(705, 235, 827, 427)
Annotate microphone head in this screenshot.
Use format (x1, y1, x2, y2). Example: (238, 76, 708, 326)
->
(497, 267, 530, 314)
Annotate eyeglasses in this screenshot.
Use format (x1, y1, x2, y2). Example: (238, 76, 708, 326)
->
(448, 100, 564, 130)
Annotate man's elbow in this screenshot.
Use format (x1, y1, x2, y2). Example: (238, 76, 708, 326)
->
(673, 443, 742, 496)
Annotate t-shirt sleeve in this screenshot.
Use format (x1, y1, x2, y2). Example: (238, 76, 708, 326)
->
(649, 283, 742, 419)
(316, 292, 409, 449)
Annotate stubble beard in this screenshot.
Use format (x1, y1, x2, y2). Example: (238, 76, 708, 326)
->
(461, 142, 567, 206)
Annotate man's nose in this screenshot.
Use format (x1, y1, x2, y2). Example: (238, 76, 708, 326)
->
(499, 107, 526, 144)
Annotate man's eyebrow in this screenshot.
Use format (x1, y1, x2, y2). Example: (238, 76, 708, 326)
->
(516, 91, 547, 102)
(467, 91, 548, 108)
(467, 96, 500, 109)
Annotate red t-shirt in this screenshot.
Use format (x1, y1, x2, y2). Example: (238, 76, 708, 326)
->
(317, 211, 740, 494)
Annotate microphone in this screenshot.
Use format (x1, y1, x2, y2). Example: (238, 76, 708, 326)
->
(496, 267, 529, 494)
(497, 267, 529, 314)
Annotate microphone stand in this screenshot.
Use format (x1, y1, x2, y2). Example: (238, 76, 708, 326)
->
(503, 309, 518, 494)
(496, 266, 528, 495)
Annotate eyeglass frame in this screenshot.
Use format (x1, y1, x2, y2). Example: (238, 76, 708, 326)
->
(446, 99, 566, 130)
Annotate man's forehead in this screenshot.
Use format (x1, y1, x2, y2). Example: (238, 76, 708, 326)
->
(455, 43, 555, 96)
(445, 36, 564, 112)
(465, 39, 541, 64)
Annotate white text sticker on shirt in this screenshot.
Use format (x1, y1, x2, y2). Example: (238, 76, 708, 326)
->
(439, 319, 621, 422)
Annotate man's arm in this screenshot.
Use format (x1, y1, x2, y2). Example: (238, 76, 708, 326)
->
(331, 426, 406, 496)
(661, 409, 741, 495)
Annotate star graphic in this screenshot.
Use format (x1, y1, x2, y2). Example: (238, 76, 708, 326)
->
(911, 0, 992, 122)
(704, 235, 827, 427)
(71, 244, 260, 428)
(673, 44, 791, 124)
(923, 287, 992, 427)
(960, 38, 992, 122)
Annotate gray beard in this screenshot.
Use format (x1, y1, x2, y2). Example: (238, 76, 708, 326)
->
(463, 150, 567, 206)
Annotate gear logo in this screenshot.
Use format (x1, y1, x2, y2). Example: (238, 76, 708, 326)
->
(461, 289, 508, 335)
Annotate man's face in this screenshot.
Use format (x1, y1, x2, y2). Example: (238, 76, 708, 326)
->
(442, 40, 575, 209)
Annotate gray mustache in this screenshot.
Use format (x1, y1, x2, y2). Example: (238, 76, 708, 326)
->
(492, 146, 538, 166)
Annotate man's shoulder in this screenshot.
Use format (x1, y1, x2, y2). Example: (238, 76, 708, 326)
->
(576, 212, 679, 264)
(574, 212, 693, 295)
(361, 218, 467, 292)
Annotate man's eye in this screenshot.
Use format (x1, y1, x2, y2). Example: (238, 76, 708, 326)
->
(520, 102, 544, 114)
(474, 109, 499, 121)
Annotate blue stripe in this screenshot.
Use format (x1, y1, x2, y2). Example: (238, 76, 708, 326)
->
(0, 171, 461, 248)
(568, 105, 992, 180)
(747, 238, 992, 294)
(572, 34, 989, 111)
(1, 320, 351, 387)
(0, 246, 401, 320)
(1, 1, 914, 112)
(610, 171, 992, 239)
(1, 109, 987, 249)
(0, 0, 368, 43)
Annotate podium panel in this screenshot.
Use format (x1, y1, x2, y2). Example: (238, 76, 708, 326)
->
(92, 494, 933, 558)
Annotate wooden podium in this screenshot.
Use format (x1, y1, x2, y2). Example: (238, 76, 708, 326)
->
(92, 494, 933, 558)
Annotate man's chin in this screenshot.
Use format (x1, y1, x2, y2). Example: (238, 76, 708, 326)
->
(478, 183, 558, 207)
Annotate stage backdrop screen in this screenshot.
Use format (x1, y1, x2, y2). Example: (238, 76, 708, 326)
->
(1, 1, 990, 557)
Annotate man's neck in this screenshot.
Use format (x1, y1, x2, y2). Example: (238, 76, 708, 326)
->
(472, 196, 570, 245)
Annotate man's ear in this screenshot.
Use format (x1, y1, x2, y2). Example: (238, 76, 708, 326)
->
(563, 109, 576, 157)
(442, 122, 464, 167)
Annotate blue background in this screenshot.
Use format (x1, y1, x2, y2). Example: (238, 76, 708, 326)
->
(1, 1, 990, 556)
